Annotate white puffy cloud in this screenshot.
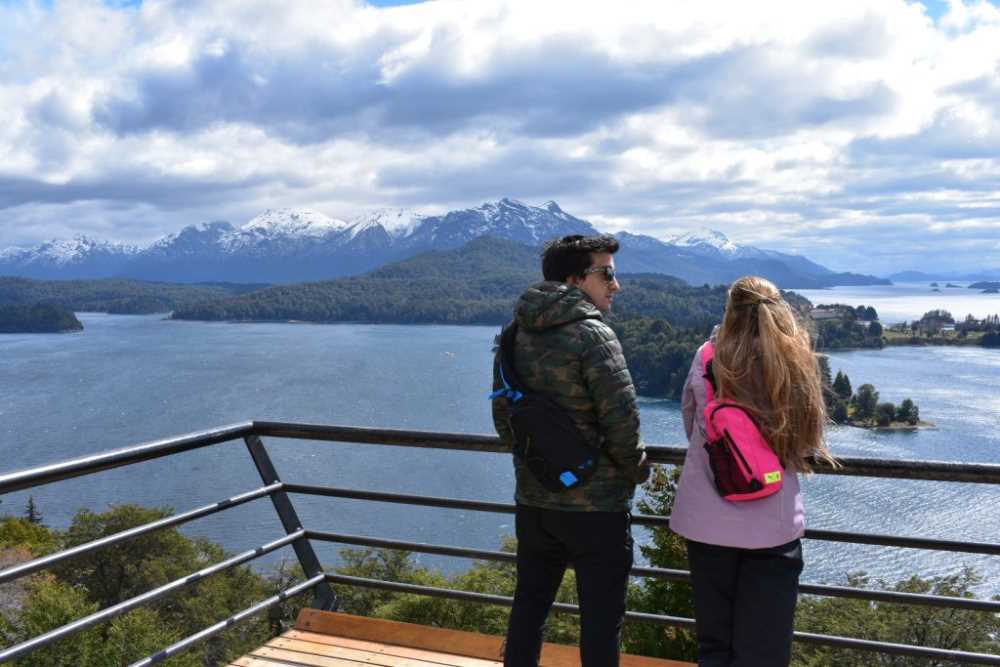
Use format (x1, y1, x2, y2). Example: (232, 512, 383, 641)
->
(1, 0, 999, 274)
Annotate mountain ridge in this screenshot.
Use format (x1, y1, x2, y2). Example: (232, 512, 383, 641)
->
(1, 199, 887, 288)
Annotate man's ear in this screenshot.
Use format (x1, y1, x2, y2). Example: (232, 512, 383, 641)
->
(566, 274, 582, 286)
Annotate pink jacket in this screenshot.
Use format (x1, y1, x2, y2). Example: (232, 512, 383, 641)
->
(669, 342, 805, 549)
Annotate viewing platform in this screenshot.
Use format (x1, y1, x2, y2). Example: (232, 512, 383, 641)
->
(1, 421, 998, 665)
(234, 609, 689, 666)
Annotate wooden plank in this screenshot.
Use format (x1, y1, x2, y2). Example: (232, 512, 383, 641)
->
(295, 610, 504, 662)
(294, 609, 695, 666)
(233, 657, 312, 667)
(251, 645, 400, 667)
(281, 631, 500, 667)
(263, 637, 479, 667)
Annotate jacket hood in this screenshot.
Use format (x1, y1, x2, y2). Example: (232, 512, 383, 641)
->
(515, 281, 603, 332)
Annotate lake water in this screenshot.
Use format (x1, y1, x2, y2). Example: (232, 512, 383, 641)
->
(795, 282, 1000, 324)
(1, 313, 998, 597)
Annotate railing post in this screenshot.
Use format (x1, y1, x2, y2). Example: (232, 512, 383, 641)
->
(243, 434, 337, 610)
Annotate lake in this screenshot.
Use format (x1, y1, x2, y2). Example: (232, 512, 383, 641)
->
(1, 313, 998, 597)
(795, 282, 1000, 324)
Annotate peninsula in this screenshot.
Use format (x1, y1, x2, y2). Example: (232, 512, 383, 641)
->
(0, 303, 83, 333)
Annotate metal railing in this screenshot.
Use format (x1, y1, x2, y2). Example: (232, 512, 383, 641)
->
(0, 421, 998, 665)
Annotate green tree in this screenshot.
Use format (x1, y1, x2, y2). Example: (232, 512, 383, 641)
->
(876, 402, 896, 427)
(622, 467, 698, 661)
(52, 504, 270, 664)
(831, 400, 849, 424)
(854, 384, 879, 422)
(0, 517, 56, 555)
(832, 371, 852, 401)
(868, 321, 883, 337)
(895, 399, 916, 425)
(23, 497, 42, 525)
(793, 568, 999, 665)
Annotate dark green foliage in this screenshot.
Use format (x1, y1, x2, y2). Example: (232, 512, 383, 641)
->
(982, 332, 1000, 347)
(876, 402, 896, 427)
(854, 384, 879, 421)
(832, 371, 852, 401)
(171, 238, 732, 331)
(831, 400, 849, 424)
(896, 398, 919, 425)
(793, 568, 1000, 665)
(23, 497, 42, 525)
(811, 304, 885, 350)
(0, 303, 82, 333)
(612, 318, 709, 399)
(0, 277, 259, 314)
(622, 467, 698, 661)
(11, 504, 274, 666)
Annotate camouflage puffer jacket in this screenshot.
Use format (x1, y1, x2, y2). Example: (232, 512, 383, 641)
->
(491, 281, 648, 512)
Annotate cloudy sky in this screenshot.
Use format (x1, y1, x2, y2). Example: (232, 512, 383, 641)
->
(1, 0, 999, 275)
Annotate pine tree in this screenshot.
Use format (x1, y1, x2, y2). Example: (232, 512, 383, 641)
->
(24, 496, 43, 525)
(832, 371, 852, 401)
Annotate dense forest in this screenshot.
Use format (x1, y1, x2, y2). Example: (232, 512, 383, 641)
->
(0, 303, 83, 333)
(0, 277, 262, 314)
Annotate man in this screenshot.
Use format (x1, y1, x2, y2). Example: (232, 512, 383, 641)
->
(491, 234, 649, 666)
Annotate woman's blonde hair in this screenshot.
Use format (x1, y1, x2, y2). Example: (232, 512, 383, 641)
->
(713, 276, 836, 472)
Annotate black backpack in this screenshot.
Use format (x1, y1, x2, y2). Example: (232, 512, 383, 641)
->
(490, 321, 599, 491)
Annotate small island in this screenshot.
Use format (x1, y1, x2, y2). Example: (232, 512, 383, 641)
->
(0, 303, 83, 333)
(823, 369, 928, 429)
(969, 281, 1000, 290)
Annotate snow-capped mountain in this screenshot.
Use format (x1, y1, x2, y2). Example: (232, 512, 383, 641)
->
(0, 200, 886, 286)
(670, 228, 742, 257)
(398, 198, 597, 251)
(0, 235, 138, 279)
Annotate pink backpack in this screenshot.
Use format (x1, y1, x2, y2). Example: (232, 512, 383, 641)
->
(700, 341, 785, 502)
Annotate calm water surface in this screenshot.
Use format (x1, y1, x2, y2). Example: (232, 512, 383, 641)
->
(795, 282, 1000, 324)
(2, 313, 998, 595)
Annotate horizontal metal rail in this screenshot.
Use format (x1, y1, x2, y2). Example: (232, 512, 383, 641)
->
(128, 573, 326, 667)
(325, 573, 1000, 666)
(0, 482, 282, 586)
(255, 421, 1000, 483)
(0, 529, 304, 663)
(0, 421, 254, 495)
(308, 530, 1000, 613)
(287, 484, 1000, 557)
(2, 422, 999, 665)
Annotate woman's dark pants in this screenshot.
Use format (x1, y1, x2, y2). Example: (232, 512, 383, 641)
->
(686, 538, 804, 667)
(504, 505, 633, 667)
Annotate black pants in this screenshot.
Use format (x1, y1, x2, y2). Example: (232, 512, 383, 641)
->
(686, 538, 804, 667)
(504, 505, 633, 667)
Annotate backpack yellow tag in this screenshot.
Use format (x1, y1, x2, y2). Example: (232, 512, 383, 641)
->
(764, 471, 782, 484)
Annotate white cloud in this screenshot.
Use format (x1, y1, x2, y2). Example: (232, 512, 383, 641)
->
(0, 0, 998, 275)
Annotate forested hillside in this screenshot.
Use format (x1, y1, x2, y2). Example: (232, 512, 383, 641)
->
(0, 303, 83, 333)
(0, 277, 263, 314)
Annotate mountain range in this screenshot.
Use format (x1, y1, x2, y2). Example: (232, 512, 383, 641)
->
(0, 199, 886, 288)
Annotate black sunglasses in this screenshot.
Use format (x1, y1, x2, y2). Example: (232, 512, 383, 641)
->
(582, 265, 617, 283)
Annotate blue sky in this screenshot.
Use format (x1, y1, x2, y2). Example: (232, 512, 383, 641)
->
(1, 0, 999, 275)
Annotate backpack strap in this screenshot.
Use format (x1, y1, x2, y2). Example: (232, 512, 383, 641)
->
(489, 321, 525, 403)
(700, 340, 718, 403)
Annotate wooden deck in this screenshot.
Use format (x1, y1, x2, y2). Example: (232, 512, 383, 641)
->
(230, 609, 694, 667)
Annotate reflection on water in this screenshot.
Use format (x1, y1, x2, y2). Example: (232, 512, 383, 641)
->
(1, 314, 998, 595)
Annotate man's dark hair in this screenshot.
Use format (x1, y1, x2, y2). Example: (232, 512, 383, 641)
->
(541, 234, 620, 282)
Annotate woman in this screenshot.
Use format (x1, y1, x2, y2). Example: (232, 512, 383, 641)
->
(670, 275, 837, 666)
